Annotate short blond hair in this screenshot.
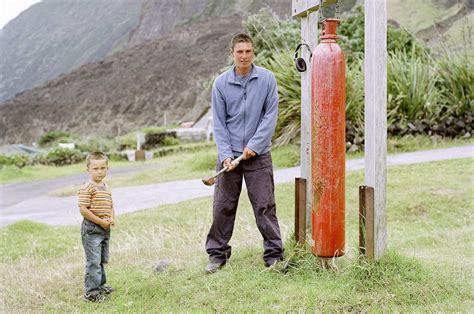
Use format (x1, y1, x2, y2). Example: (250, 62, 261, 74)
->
(86, 151, 108, 168)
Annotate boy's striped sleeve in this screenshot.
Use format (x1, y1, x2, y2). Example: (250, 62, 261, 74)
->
(78, 184, 93, 208)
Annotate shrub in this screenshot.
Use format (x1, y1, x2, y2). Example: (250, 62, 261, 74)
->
(387, 50, 442, 124)
(34, 148, 84, 166)
(244, 7, 434, 147)
(162, 136, 180, 146)
(261, 52, 301, 147)
(0, 154, 29, 169)
(436, 53, 474, 118)
(38, 131, 70, 147)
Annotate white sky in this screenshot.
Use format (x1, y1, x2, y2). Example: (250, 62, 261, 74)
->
(0, 0, 41, 29)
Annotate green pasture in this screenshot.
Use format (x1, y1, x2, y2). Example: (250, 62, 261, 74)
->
(1, 157, 472, 312)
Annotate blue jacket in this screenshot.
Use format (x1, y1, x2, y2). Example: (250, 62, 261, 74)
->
(212, 64, 279, 162)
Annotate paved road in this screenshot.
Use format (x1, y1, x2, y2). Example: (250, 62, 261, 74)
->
(0, 146, 472, 227)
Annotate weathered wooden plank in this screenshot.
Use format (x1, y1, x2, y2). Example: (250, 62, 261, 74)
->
(299, 12, 319, 226)
(292, 0, 337, 17)
(295, 178, 307, 245)
(359, 185, 375, 259)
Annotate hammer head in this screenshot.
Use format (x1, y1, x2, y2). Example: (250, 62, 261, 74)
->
(202, 176, 216, 186)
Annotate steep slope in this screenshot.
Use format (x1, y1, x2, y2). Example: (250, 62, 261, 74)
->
(0, 0, 290, 103)
(127, 0, 290, 47)
(0, 15, 243, 144)
(0, 0, 144, 102)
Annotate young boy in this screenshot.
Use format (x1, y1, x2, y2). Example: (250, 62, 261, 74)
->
(78, 152, 115, 302)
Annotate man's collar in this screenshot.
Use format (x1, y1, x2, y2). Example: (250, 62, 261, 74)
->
(228, 64, 258, 84)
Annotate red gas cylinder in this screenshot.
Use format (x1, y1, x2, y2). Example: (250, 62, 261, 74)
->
(310, 18, 346, 257)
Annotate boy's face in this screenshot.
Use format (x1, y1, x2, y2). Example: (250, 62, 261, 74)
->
(87, 158, 108, 184)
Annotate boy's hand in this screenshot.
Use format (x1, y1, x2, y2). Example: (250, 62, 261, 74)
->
(99, 219, 111, 230)
(107, 217, 115, 227)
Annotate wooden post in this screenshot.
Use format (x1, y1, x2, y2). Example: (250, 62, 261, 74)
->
(293, 0, 331, 227)
(299, 11, 319, 227)
(295, 178, 307, 244)
(364, 0, 387, 259)
(359, 185, 374, 259)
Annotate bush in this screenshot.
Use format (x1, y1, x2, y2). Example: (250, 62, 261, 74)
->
(245, 7, 435, 147)
(436, 53, 474, 118)
(38, 131, 70, 147)
(0, 154, 29, 169)
(34, 148, 84, 166)
(387, 50, 442, 124)
(162, 136, 180, 146)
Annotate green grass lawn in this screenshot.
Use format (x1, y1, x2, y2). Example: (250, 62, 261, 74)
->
(1, 158, 472, 312)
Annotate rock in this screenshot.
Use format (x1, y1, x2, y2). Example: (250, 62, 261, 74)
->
(455, 120, 466, 129)
(354, 136, 364, 145)
(407, 122, 417, 131)
(430, 134, 442, 142)
(153, 259, 171, 272)
(462, 132, 471, 139)
(348, 144, 360, 153)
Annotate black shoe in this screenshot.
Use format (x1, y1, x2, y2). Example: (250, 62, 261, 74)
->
(84, 292, 105, 303)
(264, 258, 283, 268)
(99, 285, 115, 294)
(205, 261, 225, 274)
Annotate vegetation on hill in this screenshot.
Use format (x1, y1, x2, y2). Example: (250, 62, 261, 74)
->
(245, 7, 473, 148)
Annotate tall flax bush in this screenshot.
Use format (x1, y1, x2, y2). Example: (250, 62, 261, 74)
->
(387, 50, 441, 124)
(436, 53, 474, 117)
(263, 52, 366, 147)
(345, 58, 364, 133)
(261, 53, 301, 147)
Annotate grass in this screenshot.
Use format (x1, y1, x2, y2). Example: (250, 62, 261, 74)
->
(388, 0, 461, 33)
(1, 157, 472, 311)
(4, 136, 472, 197)
(3, 137, 473, 196)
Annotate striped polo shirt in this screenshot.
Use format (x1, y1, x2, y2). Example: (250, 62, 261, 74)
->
(78, 182, 113, 218)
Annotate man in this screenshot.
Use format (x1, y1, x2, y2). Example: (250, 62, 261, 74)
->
(205, 32, 283, 274)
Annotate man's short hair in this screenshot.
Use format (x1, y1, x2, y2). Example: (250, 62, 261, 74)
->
(231, 32, 253, 49)
(86, 151, 108, 167)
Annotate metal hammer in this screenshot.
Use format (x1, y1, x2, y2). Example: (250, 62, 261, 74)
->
(202, 154, 244, 186)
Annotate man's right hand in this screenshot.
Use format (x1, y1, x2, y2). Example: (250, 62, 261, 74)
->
(223, 158, 239, 172)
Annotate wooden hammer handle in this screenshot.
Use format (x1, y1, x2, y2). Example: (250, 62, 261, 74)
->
(217, 154, 244, 177)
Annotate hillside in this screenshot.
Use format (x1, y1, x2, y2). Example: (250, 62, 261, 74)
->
(0, 0, 144, 102)
(0, 0, 471, 145)
(0, 14, 242, 144)
(0, 0, 290, 104)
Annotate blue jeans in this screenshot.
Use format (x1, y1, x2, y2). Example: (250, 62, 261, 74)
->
(81, 219, 110, 294)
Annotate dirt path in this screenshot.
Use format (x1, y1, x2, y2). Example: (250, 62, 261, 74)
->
(0, 146, 472, 227)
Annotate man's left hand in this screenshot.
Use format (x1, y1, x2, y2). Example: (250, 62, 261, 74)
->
(243, 147, 256, 160)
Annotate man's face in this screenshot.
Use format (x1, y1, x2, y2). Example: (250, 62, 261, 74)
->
(88, 159, 108, 183)
(231, 42, 254, 73)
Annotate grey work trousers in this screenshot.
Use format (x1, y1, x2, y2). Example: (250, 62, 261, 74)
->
(81, 219, 110, 295)
(205, 152, 283, 265)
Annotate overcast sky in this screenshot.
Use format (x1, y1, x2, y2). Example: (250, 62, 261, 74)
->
(0, 0, 41, 29)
